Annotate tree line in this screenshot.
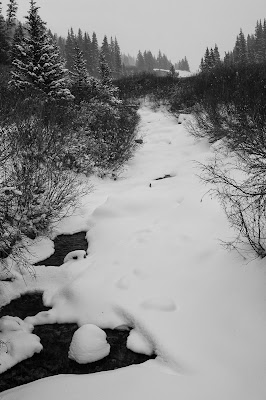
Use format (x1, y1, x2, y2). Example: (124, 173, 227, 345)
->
(200, 19, 266, 71)
(135, 50, 190, 73)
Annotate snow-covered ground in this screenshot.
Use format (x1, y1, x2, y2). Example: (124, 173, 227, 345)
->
(1, 104, 266, 400)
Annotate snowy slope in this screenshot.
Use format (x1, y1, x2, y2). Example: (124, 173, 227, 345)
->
(1, 105, 266, 400)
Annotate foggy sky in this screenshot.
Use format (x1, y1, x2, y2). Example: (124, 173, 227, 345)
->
(2, 0, 266, 71)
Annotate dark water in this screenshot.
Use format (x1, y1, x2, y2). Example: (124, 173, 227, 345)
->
(0, 231, 155, 393)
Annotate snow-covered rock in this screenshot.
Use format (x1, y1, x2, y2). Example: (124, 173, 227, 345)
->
(0, 316, 42, 374)
(68, 324, 110, 364)
(127, 329, 154, 355)
(0, 316, 34, 333)
(64, 250, 87, 263)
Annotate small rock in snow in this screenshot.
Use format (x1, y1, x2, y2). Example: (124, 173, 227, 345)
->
(68, 324, 110, 364)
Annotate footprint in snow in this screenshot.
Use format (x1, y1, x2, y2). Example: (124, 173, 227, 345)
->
(140, 297, 176, 312)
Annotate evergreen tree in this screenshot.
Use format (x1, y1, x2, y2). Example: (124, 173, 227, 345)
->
(10, 0, 73, 100)
(176, 56, 190, 71)
(83, 32, 92, 74)
(113, 37, 122, 78)
(234, 29, 247, 64)
(255, 20, 265, 62)
(71, 44, 89, 101)
(157, 50, 163, 68)
(136, 50, 145, 72)
(65, 28, 75, 70)
(202, 47, 210, 71)
(161, 53, 171, 69)
(101, 35, 111, 69)
(0, 4, 9, 63)
(91, 31, 99, 77)
(6, 0, 17, 30)
(9, 21, 24, 63)
(77, 28, 83, 51)
(246, 34, 255, 62)
(109, 36, 115, 72)
(168, 64, 176, 78)
(98, 52, 112, 86)
(209, 48, 216, 68)
(213, 44, 220, 65)
(57, 35, 66, 59)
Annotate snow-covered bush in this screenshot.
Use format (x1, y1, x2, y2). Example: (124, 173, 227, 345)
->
(75, 99, 139, 175)
(0, 112, 89, 262)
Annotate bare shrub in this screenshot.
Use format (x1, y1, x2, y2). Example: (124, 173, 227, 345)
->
(0, 119, 90, 264)
(198, 151, 266, 258)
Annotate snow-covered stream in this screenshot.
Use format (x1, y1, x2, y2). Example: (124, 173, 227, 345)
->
(1, 104, 266, 400)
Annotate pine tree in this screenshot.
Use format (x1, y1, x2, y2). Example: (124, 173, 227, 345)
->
(77, 28, 83, 51)
(9, 21, 24, 63)
(83, 32, 92, 74)
(0, 5, 9, 64)
(57, 35, 66, 59)
(234, 29, 247, 64)
(71, 44, 89, 101)
(224, 51, 233, 65)
(136, 50, 145, 72)
(6, 0, 18, 30)
(10, 0, 73, 100)
(246, 34, 255, 62)
(255, 20, 265, 62)
(213, 44, 220, 65)
(65, 28, 75, 70)
(101, 35, 111, 69)
(109, 36, 115, 73)
(203, 47, 210, 71)
(157, 50, 163, 68)
(98, 52, 112, 86)
(91, 31, 99, 77)
(113, 37, 122, 78)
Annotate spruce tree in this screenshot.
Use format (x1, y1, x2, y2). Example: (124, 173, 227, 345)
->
(71, 44, 89, 101)
(157, 50, 163, 69)
(10, 0, 73, 100)
(0, 3, 9, 64)
(91, 31, 99, 77)
(98, 51, 112, 86)
(101, 35, 111, 69)
(213, 44, 220, 65)
(136, 51, 145, 72)
(255, 20, 265, 62)
(109, 36, 115, 73)
(234, 29, 247, 64)
(77, 28, 84, 51)
(113, 37, 122, 78)
(6, 0, 18, 30)
(143, 50, 154, 72)
(9, 21, 24, 63)
(65, 28, 75, 70)
(83, 32, 92, 74)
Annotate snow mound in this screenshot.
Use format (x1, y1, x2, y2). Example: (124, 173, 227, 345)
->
(0, 316, 42, 373)
(68, 324, 110, 363)
(127, 329, 154, 355)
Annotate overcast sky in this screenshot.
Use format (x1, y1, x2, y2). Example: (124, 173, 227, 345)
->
(2, 0, 266, 71)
